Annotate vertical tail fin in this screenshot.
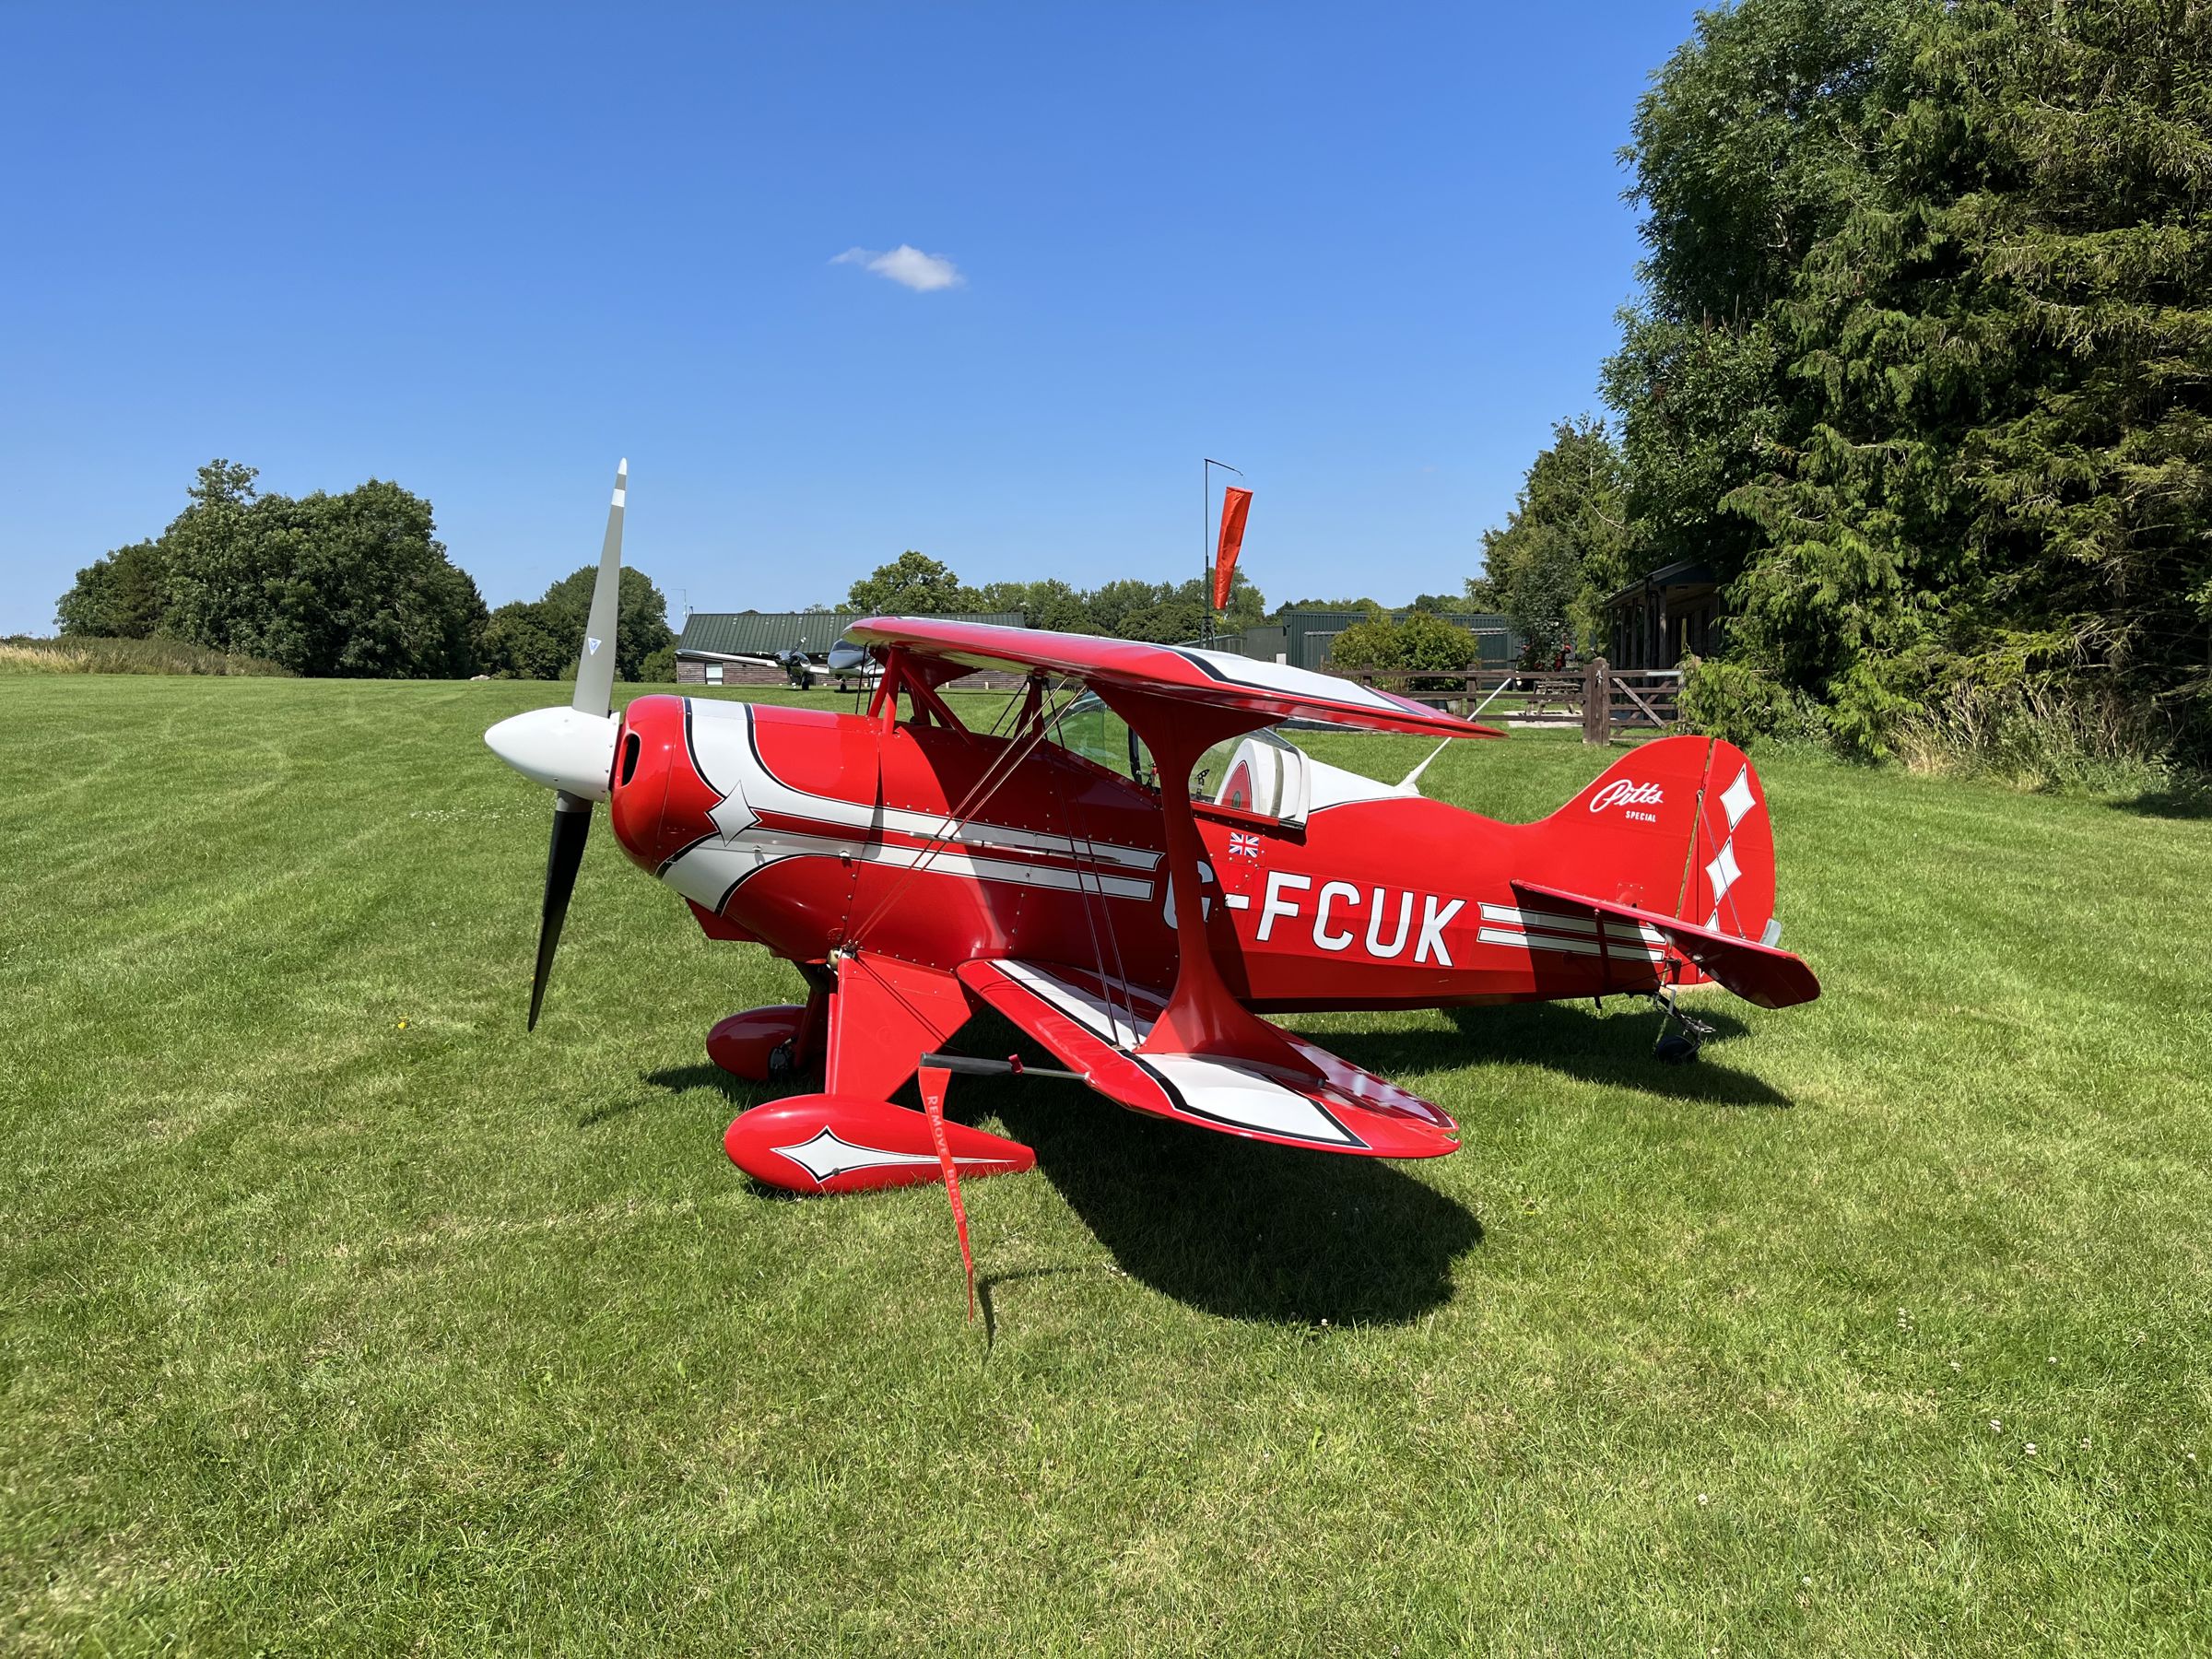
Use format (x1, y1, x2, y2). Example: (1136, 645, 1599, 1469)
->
(1534, 735, 1780, 949)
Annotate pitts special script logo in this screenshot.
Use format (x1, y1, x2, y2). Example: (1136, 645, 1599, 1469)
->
(1589, 779, 1665, 823)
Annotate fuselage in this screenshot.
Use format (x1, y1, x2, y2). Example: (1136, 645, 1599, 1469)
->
(602, 695, 1742, 1011)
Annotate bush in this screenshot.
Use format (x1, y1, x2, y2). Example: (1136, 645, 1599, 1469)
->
(1398, 610, 1481, 691)
(1328, 611, 1480, 692)
(1891, 682, 2171, 796)
(1328, 615, 1403, 670)
(637, 644, 677, 683)
(1677, 657, 1830, 749)
(0, 635, 294, 677)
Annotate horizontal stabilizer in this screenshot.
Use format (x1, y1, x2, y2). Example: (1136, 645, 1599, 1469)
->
(958, 959, 1458, 1159)
(1512, 880, 1819, 1010)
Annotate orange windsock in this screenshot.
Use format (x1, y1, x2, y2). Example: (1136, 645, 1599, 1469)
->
(1212, 487, 1253, 611)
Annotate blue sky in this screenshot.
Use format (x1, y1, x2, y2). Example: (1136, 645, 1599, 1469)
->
(1, 3, 1703, 636)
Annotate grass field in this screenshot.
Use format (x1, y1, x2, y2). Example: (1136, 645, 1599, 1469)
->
(3, 676, 2207, 1654)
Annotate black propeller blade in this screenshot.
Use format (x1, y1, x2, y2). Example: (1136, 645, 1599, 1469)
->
(527, 794, 594, 1032)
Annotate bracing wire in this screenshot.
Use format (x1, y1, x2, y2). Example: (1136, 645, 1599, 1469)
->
(1040, 703, 1143, 1053)
(845, 684, 1085, 949)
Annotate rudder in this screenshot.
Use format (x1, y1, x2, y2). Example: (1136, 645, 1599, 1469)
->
(1534, 735, 1780, 950)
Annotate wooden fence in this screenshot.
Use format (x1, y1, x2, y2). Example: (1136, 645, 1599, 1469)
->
(1325, 658, 1683, 744)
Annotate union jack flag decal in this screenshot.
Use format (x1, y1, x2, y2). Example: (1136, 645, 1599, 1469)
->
(1228, 830, 1263, 859)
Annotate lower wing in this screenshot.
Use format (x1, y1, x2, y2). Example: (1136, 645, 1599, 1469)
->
(958, 959, 1459, 1159)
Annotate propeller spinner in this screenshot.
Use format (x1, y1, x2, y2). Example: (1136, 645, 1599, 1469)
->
(485, 459, 629, 1029)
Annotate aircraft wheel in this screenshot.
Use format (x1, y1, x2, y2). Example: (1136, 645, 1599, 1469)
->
(707, 1005, 808, 1080)
(1653, 1033, 1701, 1065)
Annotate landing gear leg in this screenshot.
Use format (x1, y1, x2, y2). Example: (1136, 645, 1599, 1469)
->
(1652, 987, 1715, 1065)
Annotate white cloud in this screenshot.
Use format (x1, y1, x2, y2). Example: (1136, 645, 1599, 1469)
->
(830, 243, 965, 292)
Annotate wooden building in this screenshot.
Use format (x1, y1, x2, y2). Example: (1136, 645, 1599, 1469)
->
(1604, 561, 1724, 670)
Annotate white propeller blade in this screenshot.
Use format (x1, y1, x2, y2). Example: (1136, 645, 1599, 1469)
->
(572, 458, 627, 716)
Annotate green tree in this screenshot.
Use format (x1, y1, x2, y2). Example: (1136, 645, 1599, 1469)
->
(478, 568, 673, 681)
(973, 578, 1095, 631)
(156, 460, 279, 660)
(55, 539, 169, 638)
(1740, 0, 2212, 758)
(540, 565, 675, 682)
(846, 551, 975, 615)
(1275, 595, 1383, 616)
(262, 481, 488, 678)
(1603, 0, 1908, 576)
(1478, 416, 1630, 659)
(1610, 0, 2212, 760)
(100, 460, 488, 677)
(1500, 524, 1584, 665)
(1213, 568, 1270, 633)
(478, 601, 575, 681)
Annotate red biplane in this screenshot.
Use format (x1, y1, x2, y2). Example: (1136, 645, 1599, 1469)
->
(488, 466, 1818, 1202)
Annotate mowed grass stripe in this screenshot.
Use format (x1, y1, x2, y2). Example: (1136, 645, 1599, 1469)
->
(2, 676, 2206, 1654)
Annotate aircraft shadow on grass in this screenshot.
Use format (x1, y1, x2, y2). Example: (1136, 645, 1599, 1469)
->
(633, 996, 1787, 1324)
(639, 1047, 1480, 1325)
(991, 1087, 1481, 1328)
(1326, 999, 1793, 1112)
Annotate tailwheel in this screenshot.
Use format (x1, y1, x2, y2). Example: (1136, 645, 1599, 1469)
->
(724, 1094, 1034, 1194)
(1652, 988, 1716, 1065)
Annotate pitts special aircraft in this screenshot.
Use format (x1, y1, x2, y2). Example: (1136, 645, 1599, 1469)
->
(488, 465, 1818, 1205)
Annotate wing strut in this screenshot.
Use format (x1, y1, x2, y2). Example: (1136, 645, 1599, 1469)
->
(1095, 690, 1312, 1067)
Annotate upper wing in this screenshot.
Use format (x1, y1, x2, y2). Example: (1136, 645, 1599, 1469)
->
(846, 617, 1501, 742)
(958, 959, 1459, 1159)
(1512, 880, 1820, 1010)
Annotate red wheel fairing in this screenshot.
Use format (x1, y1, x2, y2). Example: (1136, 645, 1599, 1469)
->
(706, 1005, 809, 1081)
(724, 1095, 1034, 1194)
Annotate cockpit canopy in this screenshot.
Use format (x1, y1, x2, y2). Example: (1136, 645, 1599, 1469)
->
(1048, 690, 1413, 826)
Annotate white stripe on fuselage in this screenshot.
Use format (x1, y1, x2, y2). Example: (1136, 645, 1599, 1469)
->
(686, 699, 1161, 870)
(1477, 926, 1666, 961)
(667, 700, 1161, 908)
(664, 833, 1156, 910)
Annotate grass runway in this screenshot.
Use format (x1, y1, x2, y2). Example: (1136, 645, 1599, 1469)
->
(2, 676, 2207, 1653)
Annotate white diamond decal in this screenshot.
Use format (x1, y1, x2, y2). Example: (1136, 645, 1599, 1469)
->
(587, 636, 603, 655)
(1705, 839, 1741, 900)
(771, 1127, 996, 1183)
(1719, 766, 1757, 830)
